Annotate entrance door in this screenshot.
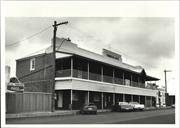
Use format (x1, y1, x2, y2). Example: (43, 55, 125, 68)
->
(104, 95, 107, 108)
(104, 93, 113, 109)
(58, 91, 63, 108)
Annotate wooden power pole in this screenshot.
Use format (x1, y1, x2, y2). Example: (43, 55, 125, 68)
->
(164, 69, 172, 93)
(164, 69, 172, 106)
(52, 21, 68, 112)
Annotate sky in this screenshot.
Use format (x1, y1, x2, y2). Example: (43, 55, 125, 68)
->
(5, 17, 175, 94)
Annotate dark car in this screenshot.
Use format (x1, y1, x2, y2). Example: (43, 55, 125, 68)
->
(113, 102, 134, 112)
(80, 103, 97, 114)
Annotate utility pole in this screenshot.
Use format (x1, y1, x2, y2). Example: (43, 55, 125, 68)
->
(164, 69, 172, 107)
(52, 21, 68, 112)
(164, 69, 172, 93)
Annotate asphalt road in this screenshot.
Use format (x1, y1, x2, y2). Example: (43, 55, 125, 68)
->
(114, 113, 175, 124)
(6, 108, 175, 124)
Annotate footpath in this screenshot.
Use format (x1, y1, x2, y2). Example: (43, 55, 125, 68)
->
(6, 107, 172, 119)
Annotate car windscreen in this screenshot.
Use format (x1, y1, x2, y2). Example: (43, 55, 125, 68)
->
(10, 77, 19, 83)
(119, 102, 128, 105)
(129, 102, 139, 104)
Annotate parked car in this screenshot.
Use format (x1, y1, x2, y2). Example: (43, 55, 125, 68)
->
(129, 102, 145, 111)
(113, 102, 134, 112)
(80, 103, 97, 114)
(161, 104, 166, 108)
(7, 77, 24, 92)
(171, 104, 175, 108)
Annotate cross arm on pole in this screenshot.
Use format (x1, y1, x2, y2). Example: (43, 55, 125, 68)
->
(53, 21, 68, 27)
(164, 70, 172, 72)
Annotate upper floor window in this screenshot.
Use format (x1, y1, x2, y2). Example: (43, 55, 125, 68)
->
(30, 58, 35, 71)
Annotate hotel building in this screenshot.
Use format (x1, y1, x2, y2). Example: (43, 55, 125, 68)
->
(16, 37, 159, 110)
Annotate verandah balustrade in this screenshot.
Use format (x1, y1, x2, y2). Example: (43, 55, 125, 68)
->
(55, 69, 146, 88)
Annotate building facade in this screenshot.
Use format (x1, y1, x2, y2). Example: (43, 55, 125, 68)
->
(168, 95, 175, 106)
(6, 65, 11, 84)
(157, 87, 166, 107)
(16, 37, 159, 110)
(5, 65, 11, 91)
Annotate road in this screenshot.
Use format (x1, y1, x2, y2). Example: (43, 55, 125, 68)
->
(6, 108, 175, 124)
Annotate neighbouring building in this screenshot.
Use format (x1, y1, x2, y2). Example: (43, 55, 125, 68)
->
(168, 95, 175, 106)
(165, 93, 175, 106)
(5, 65, 11, 90)
(16, 37, 160, 110)
(157, 87, 166, 107)
(6, 65, 11, 83)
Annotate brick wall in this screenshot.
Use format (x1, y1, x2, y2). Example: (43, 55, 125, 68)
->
(16, 53, 54, 92)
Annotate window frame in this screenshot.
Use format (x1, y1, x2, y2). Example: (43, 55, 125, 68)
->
(30, 58, 35, 71)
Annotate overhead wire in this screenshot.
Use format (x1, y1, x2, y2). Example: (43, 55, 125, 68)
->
(26, 46, 50, 57)
(6, 25, 52, 47)
(6, 21, 156, 69)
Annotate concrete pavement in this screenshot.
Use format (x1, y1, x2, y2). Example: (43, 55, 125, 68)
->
(6, 109, 111, 119)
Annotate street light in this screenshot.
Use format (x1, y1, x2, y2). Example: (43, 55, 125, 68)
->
(164, 69, 172, 106)
(164, 70, 172, 93)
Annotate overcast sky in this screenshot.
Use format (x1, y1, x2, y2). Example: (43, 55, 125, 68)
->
(5, 17, 175, 94)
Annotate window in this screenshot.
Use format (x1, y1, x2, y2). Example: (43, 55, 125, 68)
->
(30, 58, 35, 71)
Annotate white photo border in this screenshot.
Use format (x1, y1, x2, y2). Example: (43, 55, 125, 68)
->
(1, 1, 179, 128)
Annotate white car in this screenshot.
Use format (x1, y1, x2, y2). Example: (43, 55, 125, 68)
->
(129, 102, 145, 111)
(7, 77, 24, 92)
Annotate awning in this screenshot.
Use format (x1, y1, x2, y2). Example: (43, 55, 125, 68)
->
(146, 75, 160, 81)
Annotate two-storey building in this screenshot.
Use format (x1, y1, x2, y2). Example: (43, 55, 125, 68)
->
(16, 37, 159, 110)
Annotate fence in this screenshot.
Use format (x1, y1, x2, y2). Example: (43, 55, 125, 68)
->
(6, 92, 52, 114)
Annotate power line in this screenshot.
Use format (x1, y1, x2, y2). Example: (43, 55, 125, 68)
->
(6, 26, 52, 47)
(26, 46, 49, 57)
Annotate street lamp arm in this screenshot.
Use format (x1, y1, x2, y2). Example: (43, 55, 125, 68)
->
(164, 70, 172, 72)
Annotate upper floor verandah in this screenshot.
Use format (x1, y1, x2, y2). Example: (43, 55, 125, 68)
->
(55, 55, 159, 90)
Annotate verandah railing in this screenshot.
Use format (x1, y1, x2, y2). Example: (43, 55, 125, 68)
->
(56, 69, 146, 89)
